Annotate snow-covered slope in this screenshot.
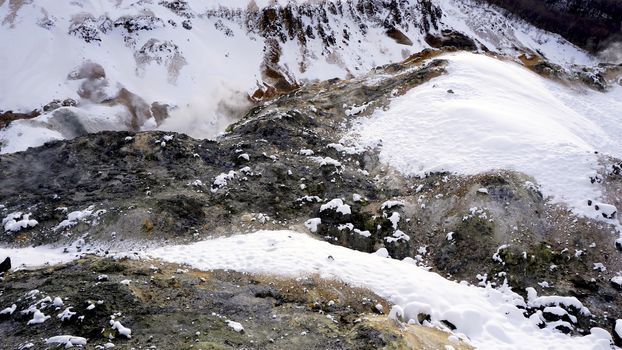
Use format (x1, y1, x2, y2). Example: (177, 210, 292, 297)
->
(0, 230, 615, 349)
(0, 0, 597, 153)
(349, 52, 622, 220)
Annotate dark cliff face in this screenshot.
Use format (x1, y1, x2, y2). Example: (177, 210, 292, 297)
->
(479, 0, 622, 52)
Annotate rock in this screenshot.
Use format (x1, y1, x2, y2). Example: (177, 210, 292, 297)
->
(425, 30, 477, 51)
(554, 323, 573, 334)
(0, 109, 40, 129)
(0, 257, 10, 273)
(386, 27, 413, 46)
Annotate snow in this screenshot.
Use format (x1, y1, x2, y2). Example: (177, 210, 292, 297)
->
(144, 230, 612, 349)
(211, 170, 236, 192)
(344, 102, 371, 116)
(2, 212, 38, 233)
(111, 320, 132, 338)
(0, 0, 598, 155)
(387, 212, 400, 229)
(297, 195, 321, 203)
(303, 218, 321, 233)
(435, 0, 595, 66)
(615, 320, 622, 339)
(593, 263, 607, 272)
(385, 230, 410, 243)
(0, 245, 79, 270)
(312, 157, 342, 168)
(381, 200, 404, 210)
(351, 52, 622, 220)
(327, 143, 361, 154)
(1, 228, 616, 348)
(27, 309, 51, 325)
(338, 223, 354, 231)
(353, 229, 371, 238)
(526, 287, 590, 316)
(320, 199, 351, 215)
(590, 202, 618, 220)
(57, 307, 76, 322)
(374, 247, 390, 258)
(54, 206, 104, 231)
(45, 335, 87, 347)
(0, 304, 17, 315)
(191, 179, 204, 187)
(52, 297, 64, 307)
(225, 320, 244, 333)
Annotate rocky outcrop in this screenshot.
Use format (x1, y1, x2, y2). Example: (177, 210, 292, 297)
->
(0, 109, 39, 129)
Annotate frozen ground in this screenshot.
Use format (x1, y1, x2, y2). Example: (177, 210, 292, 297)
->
(349, 52, 622, 220)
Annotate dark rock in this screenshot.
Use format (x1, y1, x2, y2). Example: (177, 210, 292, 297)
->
(571, 277, 599, 292)
(555, 323, 573, 334)
(0, 257, 10, 273)
(425, 30, 477, 51)
(386, 27, 413, 46)
(0, 109, 40, 129)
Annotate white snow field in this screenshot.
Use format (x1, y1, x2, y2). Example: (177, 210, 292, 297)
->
(0, 244, 82, 270)
(0, 0, 595, 153)
(145, 230, 613, 350)
(0, 230, 617, 348)
(350, 52, 622, 219)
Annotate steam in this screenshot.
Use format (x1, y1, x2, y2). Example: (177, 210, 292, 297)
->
(157, 81, 252, 140)
(598, 41, 622, 64)
(0, 62, 255, 154)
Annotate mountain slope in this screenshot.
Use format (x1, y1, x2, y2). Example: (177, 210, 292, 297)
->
(0, 0, 599, 153)
(479, 0, 622, 53)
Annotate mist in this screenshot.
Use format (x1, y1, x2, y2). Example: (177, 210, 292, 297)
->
(157, 82, 253, 140)
(598, 40, 622, 64)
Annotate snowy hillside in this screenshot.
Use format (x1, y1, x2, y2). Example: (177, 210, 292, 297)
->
(0, 0, 597, 152)
(0, 230, 616, 349)
(349, 52, 622, 219)
(2, 1, 622, 350)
